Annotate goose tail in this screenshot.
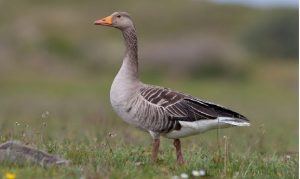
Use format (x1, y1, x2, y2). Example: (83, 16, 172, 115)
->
(217, 117, 250, 127)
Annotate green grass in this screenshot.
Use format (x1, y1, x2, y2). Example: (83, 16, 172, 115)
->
(0, 141, 297, 178)
(0, 61, 298, 178)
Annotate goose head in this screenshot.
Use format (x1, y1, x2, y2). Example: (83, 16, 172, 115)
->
(94, 12, 134, 30)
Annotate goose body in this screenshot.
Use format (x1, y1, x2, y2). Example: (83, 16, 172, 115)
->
(95, 12, 250, 164)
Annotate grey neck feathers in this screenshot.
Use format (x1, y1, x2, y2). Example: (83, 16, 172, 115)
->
(122, 26, 138, 77)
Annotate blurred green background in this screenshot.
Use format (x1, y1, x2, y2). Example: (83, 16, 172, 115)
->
(0, 0, 298, 156)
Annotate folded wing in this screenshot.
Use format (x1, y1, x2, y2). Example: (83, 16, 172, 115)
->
(139, 85, 249, 132)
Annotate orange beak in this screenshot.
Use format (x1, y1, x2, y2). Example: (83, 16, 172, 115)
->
(94, 15, 112, 26)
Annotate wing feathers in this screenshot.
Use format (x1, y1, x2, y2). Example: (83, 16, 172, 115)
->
(139, 85, 248, 124)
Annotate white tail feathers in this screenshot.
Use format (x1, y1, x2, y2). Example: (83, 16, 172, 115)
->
(217, 117, 250, 127)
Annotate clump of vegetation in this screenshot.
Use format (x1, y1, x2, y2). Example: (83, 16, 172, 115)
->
(240, 9, 298, 59)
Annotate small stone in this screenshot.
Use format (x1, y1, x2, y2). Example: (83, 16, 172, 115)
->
(0, 140, 70, 167)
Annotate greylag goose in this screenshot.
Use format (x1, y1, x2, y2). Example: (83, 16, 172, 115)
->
(94, 12, 250, 164)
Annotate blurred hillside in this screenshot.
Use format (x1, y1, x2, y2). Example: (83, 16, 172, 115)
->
(0, 0, 298, 78)
(0, 0, 298, 155)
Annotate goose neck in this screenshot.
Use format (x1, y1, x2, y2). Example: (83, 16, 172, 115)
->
(119, 26, 138, 79)
(122, 27, 138, 64)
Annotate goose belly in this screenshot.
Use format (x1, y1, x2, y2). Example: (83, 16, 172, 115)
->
(110, 73, 142, 128)
(164, 119, 230, 139)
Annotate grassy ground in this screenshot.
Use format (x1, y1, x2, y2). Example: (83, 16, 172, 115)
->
(0, 60, 298, 178)
(0, 144, 297, 179)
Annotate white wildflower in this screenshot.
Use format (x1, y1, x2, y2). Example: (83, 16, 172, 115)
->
(180, 173, 189, 179)
(135, 161, 143, 166)
(199, 169, 206, 176)
(41, 111, 49, 119)
(171, 176, 179, 179)
(108, 132, 117, 138)
(192, 170, 200, 176)
(233, 171, 239, 178)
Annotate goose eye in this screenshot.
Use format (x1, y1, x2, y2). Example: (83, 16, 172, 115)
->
(117, 15, 121, 18)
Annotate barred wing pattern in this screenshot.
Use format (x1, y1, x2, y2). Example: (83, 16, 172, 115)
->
(136, 85, 247, 132)
(167, 97, 248, 121)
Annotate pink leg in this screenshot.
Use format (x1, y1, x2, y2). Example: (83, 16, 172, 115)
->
(152, 138, 160, 162)
(174, 139, 185, 165)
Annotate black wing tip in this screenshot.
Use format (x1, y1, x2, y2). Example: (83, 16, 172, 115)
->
(184, 97, 250, 122)
(237, 114, 249, 122)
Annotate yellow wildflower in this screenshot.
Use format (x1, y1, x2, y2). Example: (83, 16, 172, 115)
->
(4, 172, 16, 179)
